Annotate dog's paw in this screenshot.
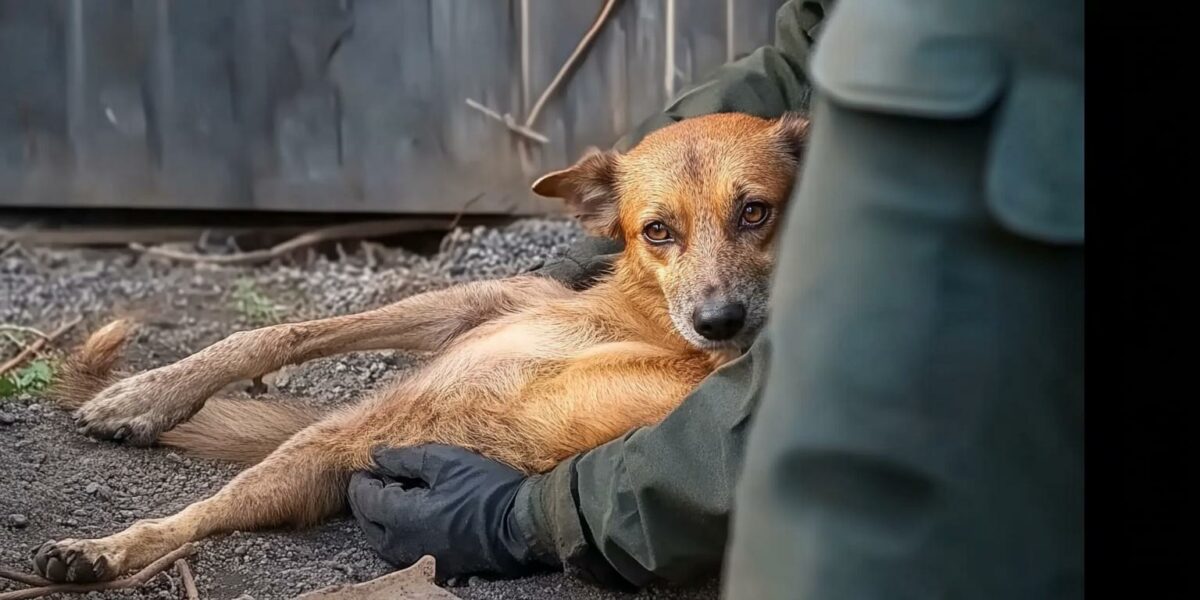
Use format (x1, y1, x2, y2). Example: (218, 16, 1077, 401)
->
(73, 368, 202, 445)
(32, 538, 118, 583)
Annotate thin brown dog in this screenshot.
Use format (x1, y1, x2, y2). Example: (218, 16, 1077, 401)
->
(33, 112, 809, 583)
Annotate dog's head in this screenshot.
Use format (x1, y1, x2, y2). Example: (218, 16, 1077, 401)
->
(532, 112, 809, 351)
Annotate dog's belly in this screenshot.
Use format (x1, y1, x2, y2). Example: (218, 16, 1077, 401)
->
(351, 315, 685, 471)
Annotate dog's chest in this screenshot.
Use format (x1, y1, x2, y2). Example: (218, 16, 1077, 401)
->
(454, 318, 598, 366)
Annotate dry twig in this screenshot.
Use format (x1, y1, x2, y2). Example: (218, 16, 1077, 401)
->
(130, 218, 455, 266)
(0, 316, 81, 377)
(0, 326, 49, 340)
(447, 193, 487, 232)
(0, 544, 193, 600)
(468, 0, 622, 175)
(174, 558, 200, 600)
(522, 0, 622, 130)
(464, 98, 550, 144)
(0, 571, 50, 588)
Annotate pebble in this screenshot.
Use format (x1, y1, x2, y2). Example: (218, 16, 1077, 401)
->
(7, 513, 28, 528)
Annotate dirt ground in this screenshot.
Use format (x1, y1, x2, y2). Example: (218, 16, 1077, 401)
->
(0, 219, 719, 599)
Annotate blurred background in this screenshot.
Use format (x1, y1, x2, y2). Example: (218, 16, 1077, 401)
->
(0, 0, 785, 224)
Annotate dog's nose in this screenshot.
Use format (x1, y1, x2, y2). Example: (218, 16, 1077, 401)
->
(692, 301, 746, 341)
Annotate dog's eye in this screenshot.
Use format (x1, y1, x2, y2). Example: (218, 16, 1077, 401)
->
(643, 221, 673, 244)
(740, 201, 771, 227)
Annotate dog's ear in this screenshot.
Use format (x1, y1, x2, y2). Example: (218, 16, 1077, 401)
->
(532, 149, 621, 238)
(771, 112, 811, 162)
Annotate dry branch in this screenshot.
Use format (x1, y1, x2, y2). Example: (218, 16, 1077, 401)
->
(470, 0, 621, 176)
(464, 99, 549, 144)
(174, 558, 200, 600)
(0, 326, 49, 341)
(522, 0, 622, 129)
(130, 218, 457, 266)
(0, 571, 50, 588)
(0, 317, 81, 377)
(0, 544, 193, 600)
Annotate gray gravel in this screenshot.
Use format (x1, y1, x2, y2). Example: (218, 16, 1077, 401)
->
(0, 219, 718, 599)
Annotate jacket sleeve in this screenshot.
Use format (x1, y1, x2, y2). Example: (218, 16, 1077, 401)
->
(515, 338, 771, 587)
(509, 0, 835, 587)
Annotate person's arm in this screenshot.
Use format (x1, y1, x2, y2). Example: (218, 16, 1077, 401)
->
(348, 339, 768, 586)
(517, 338, 769, 587)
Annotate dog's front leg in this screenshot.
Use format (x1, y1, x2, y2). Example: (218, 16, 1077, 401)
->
(74, 276, 570, 444)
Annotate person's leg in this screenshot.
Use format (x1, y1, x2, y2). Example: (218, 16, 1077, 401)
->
(724, 96, 1083, 598)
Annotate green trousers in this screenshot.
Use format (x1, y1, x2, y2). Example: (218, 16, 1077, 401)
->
(724, 94, 1083, 599)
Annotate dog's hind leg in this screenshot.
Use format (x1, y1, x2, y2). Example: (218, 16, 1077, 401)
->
(71, 276, 570, 445)
(32, 414, 373, 583)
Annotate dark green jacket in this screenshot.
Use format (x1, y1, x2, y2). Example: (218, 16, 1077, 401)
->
(513, 0, 834, 587)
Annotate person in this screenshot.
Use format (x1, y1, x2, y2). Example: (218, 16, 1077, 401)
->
(348, 0, 1084, 597)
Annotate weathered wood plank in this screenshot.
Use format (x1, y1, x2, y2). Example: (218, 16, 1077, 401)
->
(0, 0, 785, 215)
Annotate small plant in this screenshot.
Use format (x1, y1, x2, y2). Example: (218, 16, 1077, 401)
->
(0, 358, 56, 398)
(231, 279, 284, 325)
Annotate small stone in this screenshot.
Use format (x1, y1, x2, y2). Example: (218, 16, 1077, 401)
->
(8, 514, 28, 528)
(0, 412, 16, 425)
(85, 482, 99, 494)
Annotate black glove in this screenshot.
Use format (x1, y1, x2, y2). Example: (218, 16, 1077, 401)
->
(348, 444, 558, 581)
(526, 235, 623, 289)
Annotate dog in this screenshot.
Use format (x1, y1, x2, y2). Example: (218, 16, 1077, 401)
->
(32, 111, 809, 583)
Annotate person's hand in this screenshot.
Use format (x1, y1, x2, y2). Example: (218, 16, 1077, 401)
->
(348, 444, 558, 580)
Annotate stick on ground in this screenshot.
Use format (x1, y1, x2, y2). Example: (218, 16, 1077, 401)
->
(0, 544, 194, 600)
(0, 571, 50, 588)
(130, 218, 458, 266)
(0, 326, 49, 340)
(174, 558, 200, 600)
(0, 316, 81, 377)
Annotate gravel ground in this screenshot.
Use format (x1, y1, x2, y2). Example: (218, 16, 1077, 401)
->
(0, 219, 719, 599)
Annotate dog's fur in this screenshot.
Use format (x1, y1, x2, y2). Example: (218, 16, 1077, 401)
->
(33, 112, 809, 583)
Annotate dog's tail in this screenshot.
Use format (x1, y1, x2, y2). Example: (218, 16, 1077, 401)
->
(50, 319, 135, 410)
(159, 398, 326, 464)
(53, 318, 325, 464)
